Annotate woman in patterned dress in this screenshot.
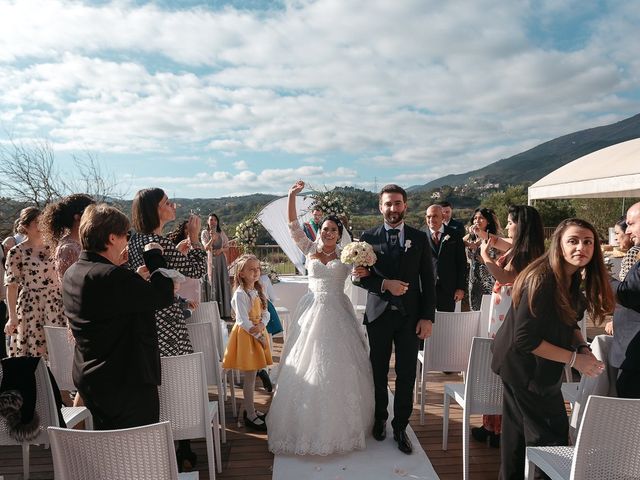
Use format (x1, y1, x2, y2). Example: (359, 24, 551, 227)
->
(471, 205, 544, 447)
(464, 207, 501, 311)
(127, 188, 207, 472)
(41, 194, 95, 284)
(3, 207, 67, 358)
(201, 213, 232, 318)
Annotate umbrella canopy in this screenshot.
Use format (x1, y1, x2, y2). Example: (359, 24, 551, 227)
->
(528, 138, 640, 201)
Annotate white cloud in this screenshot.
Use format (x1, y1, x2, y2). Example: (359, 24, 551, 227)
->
(233, 160, 249, 170)
(0, 0, 638, 197)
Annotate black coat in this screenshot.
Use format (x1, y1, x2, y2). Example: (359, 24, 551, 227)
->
(492, 277, 582, 394)
(611, 260, 640, 371)
(426, 225, 466, 312)
(359, 224, 436, 324)
(63, 250, 174, 390)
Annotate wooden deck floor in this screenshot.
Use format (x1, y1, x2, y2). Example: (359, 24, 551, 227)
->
(0, 323, 605, 480)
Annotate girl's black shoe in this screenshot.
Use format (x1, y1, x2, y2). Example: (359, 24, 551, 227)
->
(176, 448, 197, 472)
(243, 410, 268, 432)
(471, 426, 490, 443)
(257, 369, 273, 392)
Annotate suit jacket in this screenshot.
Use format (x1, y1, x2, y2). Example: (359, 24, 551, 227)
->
(427, 225, 466, 310)
(611, 260, 640, 371)
(358, 224, 436, 324)
(445, 218, 466, 237)
(63, 251, 174, 390)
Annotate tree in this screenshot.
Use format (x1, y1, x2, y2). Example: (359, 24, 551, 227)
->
(0, 138, 125, 237)
(570, 198, 640, 240)
(481, 185, 528, 228)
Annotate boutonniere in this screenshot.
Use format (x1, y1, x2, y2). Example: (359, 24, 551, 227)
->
(442, 234, 450, 243)
(404, 239, 412, 252)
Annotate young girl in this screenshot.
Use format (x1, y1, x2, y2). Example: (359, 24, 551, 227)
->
(222, 254, 272, 431)
(491, 218, 615, 479)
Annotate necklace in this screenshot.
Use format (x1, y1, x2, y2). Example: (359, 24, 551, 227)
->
(320, 248, 336, 257)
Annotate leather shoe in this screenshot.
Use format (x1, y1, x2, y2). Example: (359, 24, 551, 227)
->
(372, 419, 386, 441)
(393, 429, 413, 454)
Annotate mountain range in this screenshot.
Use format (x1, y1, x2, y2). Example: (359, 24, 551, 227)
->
(408, 113, 640, 192)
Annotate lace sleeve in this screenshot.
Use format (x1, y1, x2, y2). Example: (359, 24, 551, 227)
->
(159, 237, 207, 279)
(288, 221, 316, 255)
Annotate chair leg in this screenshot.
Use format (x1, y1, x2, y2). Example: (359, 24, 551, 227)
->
(442, 392, 450, 450)
(414, 358, 421, 404)
(419, 361, 427, 425)
(524, 454, 536, 480)
(462, 409, 470, 480)
(219, 397, 227, 443)
(22, 442, 30, 479)
(212, 409, 223, 473)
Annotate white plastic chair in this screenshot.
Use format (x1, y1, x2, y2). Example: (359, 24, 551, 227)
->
(415, 310, 481, 424)
(48, 421, 198, 480)
(44, 326, 76, 392)
(188, 301, 225, 359)
(159, 353, 222, 477)
(478, 293, 492, 337)
(186, 321, 234, 442)
(525, 395, 640, 480)
(0, 357, 93, 479)
(442, 337, 503, 480)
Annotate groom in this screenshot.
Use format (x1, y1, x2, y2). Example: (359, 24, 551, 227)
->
(357, 184, 436, 454)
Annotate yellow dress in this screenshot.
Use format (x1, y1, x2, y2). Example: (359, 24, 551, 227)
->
(222, 294, 272, 371)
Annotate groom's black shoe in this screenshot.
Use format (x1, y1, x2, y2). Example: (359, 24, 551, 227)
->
(393, 429, 413, 454)
(372, 419, 386, 441)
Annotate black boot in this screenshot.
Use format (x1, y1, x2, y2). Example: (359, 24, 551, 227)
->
(471, 426, 490, 443)
(257, 369, 273, 392)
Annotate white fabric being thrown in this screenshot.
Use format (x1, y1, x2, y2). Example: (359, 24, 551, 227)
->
(258, 196, 314, 274)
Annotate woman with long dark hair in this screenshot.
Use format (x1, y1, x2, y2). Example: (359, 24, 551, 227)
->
(471, 205, 545, 447)
(127, 188, 207, 472)
(201, 213, 232, 318)
(464, 207, 501, 310)
(491, 218, 615, 479)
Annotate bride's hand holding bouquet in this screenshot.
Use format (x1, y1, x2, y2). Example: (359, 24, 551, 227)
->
(341, 241, 377, 281)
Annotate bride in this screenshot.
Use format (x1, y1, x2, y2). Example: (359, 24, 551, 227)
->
(267, 181, 374, 456)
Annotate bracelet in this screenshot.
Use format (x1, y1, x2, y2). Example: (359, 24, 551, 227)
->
(568, 350, 577, 368)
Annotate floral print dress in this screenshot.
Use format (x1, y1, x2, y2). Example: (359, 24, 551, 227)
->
(128, 233, 207, 356)
(4, 243, 66, 358)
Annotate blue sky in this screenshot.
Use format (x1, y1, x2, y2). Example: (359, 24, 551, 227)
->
(0, 0, 638, 199)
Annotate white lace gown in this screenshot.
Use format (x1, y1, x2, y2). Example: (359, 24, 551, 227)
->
(267, 222, 374, 455)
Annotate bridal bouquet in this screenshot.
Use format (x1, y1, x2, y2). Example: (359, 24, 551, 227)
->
(340, 241, 377, 267)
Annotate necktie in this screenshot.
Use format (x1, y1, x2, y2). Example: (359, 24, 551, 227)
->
(432, 231, 440, 246)
(388, 228, 400, 249)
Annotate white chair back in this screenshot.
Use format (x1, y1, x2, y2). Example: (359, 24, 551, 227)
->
(188, 301, 225, 360)
(463, 337, 503, 415)
(478, 294, 492, 337)
(571, 395, 640, 479)
(159, 353, 220, 477)
(186, 322, 222, 386)
(44, 326, 76, 391)
(425, 310, 481, 372)
(48, 421, 184, 480)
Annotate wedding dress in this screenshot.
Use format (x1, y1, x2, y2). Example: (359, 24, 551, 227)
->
(267, 222, 374, 455)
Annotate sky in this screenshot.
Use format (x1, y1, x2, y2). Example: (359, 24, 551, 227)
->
(0, 0, 639, 199)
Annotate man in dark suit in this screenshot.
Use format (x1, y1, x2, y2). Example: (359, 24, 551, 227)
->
(63, 204, 174, 429)
(425, 204, 466, 312)
(357, 184, 436, 454)
(438, 201, 466, 237)
(611, 201, 640, 398)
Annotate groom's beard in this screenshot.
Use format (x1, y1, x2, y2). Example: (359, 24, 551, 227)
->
(384, 210, 405, 225)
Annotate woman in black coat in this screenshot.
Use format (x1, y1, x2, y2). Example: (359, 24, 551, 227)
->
(491, 218, 615, 479)
(63, 204, 174, 430)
